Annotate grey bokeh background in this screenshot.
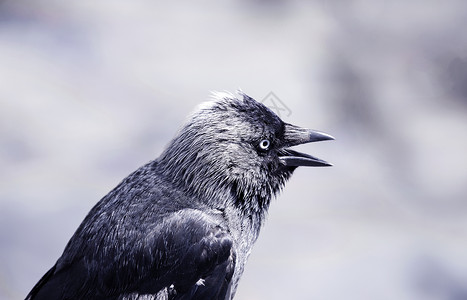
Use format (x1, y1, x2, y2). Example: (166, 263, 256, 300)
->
(2, 1, 467, 299)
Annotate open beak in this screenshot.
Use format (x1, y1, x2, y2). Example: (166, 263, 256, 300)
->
(279, 123, 334, 167)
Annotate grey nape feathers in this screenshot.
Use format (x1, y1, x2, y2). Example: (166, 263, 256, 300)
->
(26, 91, 333, 300)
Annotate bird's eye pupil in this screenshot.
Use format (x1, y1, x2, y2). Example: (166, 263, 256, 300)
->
(259, 139, 270, 150)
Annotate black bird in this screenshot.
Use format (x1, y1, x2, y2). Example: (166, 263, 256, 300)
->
(26, 91, 333, 300)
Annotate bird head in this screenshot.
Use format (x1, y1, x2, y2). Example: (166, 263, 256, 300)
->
(158, 91, 333, 214)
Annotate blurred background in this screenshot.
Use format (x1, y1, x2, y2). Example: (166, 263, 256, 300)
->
(1, 0, 467, 299)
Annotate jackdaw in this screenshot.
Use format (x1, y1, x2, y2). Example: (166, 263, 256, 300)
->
(26, 91, 333, 300)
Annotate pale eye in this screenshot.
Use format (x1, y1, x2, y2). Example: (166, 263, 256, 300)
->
(259, 139, 271, 151)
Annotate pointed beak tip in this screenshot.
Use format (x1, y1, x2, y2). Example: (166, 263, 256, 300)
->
(279, 154, 333, 168)
(315, 160, 333, 167)
(309, 130, 335, 143)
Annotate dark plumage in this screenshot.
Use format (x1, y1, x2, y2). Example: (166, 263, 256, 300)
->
(26, 91, 333, 300)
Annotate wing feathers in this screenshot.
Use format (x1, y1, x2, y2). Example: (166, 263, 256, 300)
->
(27, 209, 236, 300)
